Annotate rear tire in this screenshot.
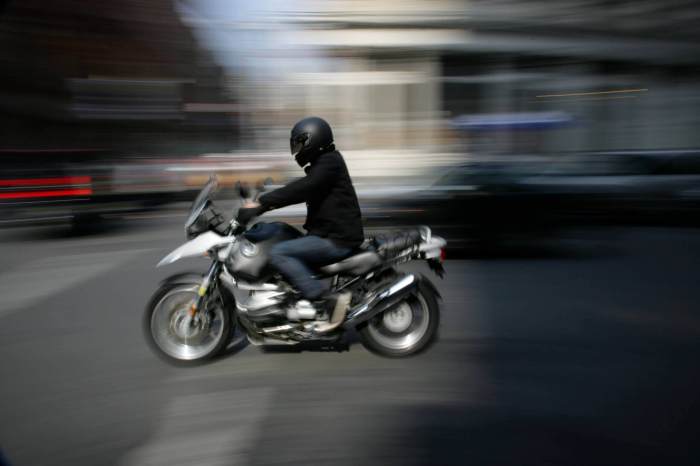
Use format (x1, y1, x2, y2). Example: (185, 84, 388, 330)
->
(143, 282, 232, 366)
(358, 280, 440, 357)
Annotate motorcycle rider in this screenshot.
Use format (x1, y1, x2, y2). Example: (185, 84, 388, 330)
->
(236, 116, 364, 323)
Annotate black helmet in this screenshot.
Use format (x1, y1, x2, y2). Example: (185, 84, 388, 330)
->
(289, 116, 334, 167)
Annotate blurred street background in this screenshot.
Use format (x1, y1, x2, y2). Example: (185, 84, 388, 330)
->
(2, 0, 700, 465)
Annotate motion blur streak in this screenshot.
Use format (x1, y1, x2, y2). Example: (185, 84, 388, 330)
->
(536, 88, 649, 98)
(0, 177, 91, 187)
(2, 0, 700, 465)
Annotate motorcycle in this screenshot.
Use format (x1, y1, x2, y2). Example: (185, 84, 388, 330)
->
(144, 176, 446, 363)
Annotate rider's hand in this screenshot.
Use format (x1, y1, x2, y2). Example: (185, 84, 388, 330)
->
(236, 205, 264, 225)
(242, 201, 261, 208)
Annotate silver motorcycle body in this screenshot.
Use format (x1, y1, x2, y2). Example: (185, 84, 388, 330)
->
(145, 178, 447, 363)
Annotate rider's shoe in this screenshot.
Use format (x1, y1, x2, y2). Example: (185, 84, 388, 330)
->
(312, 292, 351, 333)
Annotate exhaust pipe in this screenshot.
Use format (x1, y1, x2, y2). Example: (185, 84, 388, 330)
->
(343, 274, 418, 329)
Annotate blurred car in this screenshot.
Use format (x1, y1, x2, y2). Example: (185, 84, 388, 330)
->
(0, 149, 185, 229)
(0, 148, 292, 231)
(364, 161, 559, 251)
(366, 149, 700, 252)
(516, 149, 700, 226)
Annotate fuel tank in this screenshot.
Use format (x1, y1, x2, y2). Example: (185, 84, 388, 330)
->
(227, 222, 302, 281)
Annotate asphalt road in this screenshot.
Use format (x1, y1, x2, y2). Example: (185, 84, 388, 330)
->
(1, 216, 699, 466)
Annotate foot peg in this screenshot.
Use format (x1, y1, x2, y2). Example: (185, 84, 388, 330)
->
(313, 292, 351, 333)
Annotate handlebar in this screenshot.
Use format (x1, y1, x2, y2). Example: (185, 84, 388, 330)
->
(235, 177, 273, 204)
(226, 178, 274, 231)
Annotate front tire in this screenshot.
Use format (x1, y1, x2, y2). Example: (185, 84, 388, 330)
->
(144, 282, 231, 365)
(358, 280, 440, 357)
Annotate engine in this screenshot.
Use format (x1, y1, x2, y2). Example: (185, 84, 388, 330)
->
(237, 289, 318, 322)
(285, 300, 317, 321)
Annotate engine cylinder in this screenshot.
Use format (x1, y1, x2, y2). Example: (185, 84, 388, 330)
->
(286, 300, 317, 321)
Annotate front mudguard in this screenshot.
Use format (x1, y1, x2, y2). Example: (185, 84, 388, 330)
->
(158, 272, 205, 288)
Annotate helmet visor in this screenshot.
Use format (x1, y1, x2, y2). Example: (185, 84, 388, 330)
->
(290, 133, 309, 156)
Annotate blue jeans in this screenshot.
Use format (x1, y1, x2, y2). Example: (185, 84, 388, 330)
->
(268, 235, 352, 300)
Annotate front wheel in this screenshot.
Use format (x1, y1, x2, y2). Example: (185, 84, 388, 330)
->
(358, 280, 440, 357)
(144, 282, 231, 365)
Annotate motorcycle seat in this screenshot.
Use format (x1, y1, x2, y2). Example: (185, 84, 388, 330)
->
(371, 228, 423, 258)
(319, 251, 382, 276)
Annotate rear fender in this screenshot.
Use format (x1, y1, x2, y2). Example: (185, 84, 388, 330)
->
(419, 235, 446, 259)
(419, 274, 442, 300)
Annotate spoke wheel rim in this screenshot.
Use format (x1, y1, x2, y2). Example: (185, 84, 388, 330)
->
(151, 285, 225, 360)
(367, 293, 430, 351)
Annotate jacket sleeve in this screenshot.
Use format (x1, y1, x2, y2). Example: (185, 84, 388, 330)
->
(258, 155, 338, 209)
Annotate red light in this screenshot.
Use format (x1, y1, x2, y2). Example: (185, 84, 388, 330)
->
(0, 188, 93, 200)
(0, 176, 93, 200)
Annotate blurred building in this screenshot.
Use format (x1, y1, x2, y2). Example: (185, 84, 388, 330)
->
(4, 0, 700, 180)
(0, 0, 239, 157)
(269, 0, 700, 162)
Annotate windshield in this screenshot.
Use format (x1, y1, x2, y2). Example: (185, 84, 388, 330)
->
(185, 176, 218, 228)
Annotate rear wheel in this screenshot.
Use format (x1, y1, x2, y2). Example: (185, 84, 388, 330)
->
(144, 282, 231, 365)
(358, 280, 439, 357)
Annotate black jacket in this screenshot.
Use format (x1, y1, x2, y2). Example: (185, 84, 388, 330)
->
(259, 150, 364, 248)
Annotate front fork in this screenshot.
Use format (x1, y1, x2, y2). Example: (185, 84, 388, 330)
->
(188, 261, 221, 318)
